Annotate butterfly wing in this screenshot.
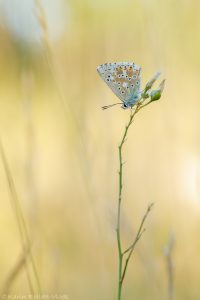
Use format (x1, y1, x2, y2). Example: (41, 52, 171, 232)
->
(97, 62, 141, 102)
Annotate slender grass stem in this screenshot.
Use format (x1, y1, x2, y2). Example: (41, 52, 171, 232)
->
(116, 102, 154, 300)
(121, 203, 153, 285)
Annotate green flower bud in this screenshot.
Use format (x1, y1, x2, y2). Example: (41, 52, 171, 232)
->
(150, 79, 165, 102)
(150, 90, 161, 101)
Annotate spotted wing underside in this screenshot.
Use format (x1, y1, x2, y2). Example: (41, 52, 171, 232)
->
(97, 62, 141, 102)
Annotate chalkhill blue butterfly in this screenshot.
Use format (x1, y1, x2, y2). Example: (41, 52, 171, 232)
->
(97, 62, 141, 110)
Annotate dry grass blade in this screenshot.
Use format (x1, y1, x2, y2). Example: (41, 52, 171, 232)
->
(164, 233, 175, 300)
(0, 141, 41, 293)
(1, 246, 31, 295)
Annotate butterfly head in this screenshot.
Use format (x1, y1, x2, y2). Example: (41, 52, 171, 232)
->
(121, 103, 129, 109)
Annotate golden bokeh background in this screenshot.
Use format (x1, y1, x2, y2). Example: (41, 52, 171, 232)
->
(0, 0, 200, 299)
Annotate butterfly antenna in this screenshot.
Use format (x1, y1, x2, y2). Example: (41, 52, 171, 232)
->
(102, 103, 121, 110)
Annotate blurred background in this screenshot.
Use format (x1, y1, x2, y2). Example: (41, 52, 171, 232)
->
(0, 0, 200, 299)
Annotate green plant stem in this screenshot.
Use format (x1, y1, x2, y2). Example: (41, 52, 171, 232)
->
(116, 102, 153, 300)
(117, 107, 138, 300)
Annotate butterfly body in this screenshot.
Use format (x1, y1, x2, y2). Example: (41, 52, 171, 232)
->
(121, 92, 141, 109)
(97, 62, 141, 109)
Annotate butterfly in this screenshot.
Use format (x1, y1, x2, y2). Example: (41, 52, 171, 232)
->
(97, 62, 141, 110)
